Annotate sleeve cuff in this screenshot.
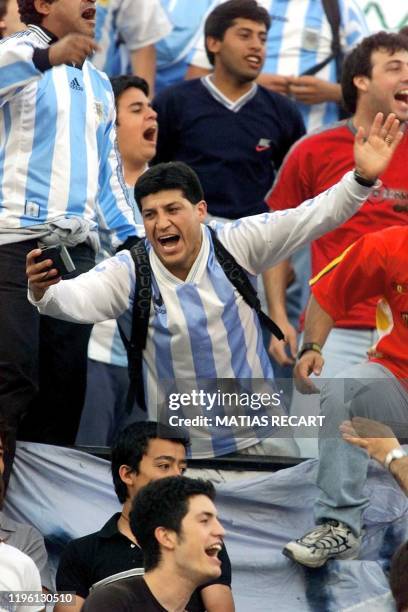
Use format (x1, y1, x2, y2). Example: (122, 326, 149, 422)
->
(32, 48, 52, 72)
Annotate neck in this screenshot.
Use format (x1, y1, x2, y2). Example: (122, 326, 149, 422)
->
(117, 502, 137, 544)
(123, 162, 147, 187)
(210, 66, 254, 101)
(144, 568, 195, 612)
(352, 106, 376, 136)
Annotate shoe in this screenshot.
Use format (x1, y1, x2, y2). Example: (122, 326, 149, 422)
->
(282, 520, 361, 568)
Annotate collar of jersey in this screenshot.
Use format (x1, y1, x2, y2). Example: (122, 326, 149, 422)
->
(28, 24, 58, 45)
(149, 224, 210, 287)
(201, 75, 257, 112)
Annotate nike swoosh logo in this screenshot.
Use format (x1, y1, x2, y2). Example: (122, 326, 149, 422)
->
(255, 145, 270, 152)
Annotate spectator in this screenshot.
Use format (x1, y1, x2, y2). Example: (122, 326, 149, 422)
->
(0, 417, 52, 590)
(0, 0, 138, 457)
(26, 119, 401, 458)
(341, 417, 408, 495)
(1, 0, 24, 36)
(266, 32, 408, 378)
(0, 542, 44, 612)
(187, 0, 369, 132)
(57, 423, 233, 612)
(82, 476, 226, 612)
(153, 0, 305, 222)
(77, 75, 157, 446)
(284, 225, 408, 567)
(0, 0, 7, 37)
(93, 0, 172, 94)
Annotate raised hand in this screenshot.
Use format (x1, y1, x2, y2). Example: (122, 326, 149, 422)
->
(354, 112, 403, 182)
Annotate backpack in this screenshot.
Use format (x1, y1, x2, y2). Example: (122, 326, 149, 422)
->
(118, 227, 284, 412)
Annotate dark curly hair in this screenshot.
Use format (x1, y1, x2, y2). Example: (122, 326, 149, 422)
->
(341, 31, 408, 114)
(17, 0, 56, 26)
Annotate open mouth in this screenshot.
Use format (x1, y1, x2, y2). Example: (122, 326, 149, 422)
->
(81, 7, 96, 20)
(157, 234, 180, 251)
(395, 90, 408, 105)
(143, 126, 157, 143)
(205, 544, 222, 559)
(245, 55, 261, 68)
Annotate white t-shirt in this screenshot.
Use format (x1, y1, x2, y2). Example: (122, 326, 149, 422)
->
(0, 543, 43, 612)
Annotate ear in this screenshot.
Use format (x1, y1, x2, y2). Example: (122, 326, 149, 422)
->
(206, 36, 222, 57)
(353, 75, 370, 94)
(33, 0, 53, 18)
(118, 464, 136, 488)
(196, 200, 207, 223)
(154, 526, 177, 552)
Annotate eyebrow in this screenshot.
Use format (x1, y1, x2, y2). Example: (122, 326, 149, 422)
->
(384, 59, 405, 67)
(153, 455, 187, 463)
(197, 511, 216, 519)
(142, 201, 182, 214)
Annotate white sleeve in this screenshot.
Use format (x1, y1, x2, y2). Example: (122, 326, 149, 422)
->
(28, 252, 135, 323)
(216, 171, 374, 275)
(0, 38, 42, 106)
(117, 0, 172, 50)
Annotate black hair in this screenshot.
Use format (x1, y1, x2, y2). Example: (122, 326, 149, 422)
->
(130, 476, 216, 571)
(111, 421, 190, 504)
(134, 162, 205, 212)
(341, 31, 408, 114)
(17, 0, 55, 25)
(204, 0, 270, 65)
(110, 75, 150, 122)
(390, 541, 408, 612)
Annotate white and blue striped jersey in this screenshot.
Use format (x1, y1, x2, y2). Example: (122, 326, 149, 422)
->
(30, 172, 372, 457)
(88, 186, 143, 367)
(93, 0, 172, 76)
(190, 0, 369, 132)
(0, 26, 137, 247)
(155, 0, 217, 92)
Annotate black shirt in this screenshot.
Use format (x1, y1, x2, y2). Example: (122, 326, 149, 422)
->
(82, 576, 169, 612)
(57, 513, 231, 612)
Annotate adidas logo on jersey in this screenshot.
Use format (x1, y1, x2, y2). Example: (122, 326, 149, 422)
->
(70, 77, 83, 91)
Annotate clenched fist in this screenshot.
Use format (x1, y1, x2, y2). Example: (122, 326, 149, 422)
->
(49, 33, 99, 67)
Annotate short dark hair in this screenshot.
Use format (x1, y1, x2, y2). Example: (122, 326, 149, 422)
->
(111, 421, 190, 504)
(134, 162, 205, 211)
(17, 0, 55, 25)
(0, 0, 7, 20)
(204, 0, 271, 65)
(110, 75, 149, 122)
(390, 541, 408, 612)
(130, 476, 216, 571)
(341, 31, 408, 114)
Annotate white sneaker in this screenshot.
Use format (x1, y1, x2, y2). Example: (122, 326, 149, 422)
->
(283, 520, 361, 568)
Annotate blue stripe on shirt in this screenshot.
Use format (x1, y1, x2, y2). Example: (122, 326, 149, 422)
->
(263, 0, 289, 74)
(67, 69, 88, 216)
(0, 61, 38, 97)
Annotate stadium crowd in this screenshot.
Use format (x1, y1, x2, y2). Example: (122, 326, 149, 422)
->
(0, 0, 407, 610)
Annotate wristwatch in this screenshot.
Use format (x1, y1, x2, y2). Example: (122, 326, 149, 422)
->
(297, 342, 322, 361)
(353, 169, 377, 187)
(384, 447, 407, 471)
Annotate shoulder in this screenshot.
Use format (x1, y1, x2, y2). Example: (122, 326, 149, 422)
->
(288, 121, 351, 154)
(0, 29, 37, 51)
(83, 576, 147, 610)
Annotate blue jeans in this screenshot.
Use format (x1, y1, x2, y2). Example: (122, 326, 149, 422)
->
(314, 362, 408, 536)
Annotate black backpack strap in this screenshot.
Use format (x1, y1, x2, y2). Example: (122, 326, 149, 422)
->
(118, 238, 151, 413)
(322, 0, 343, 82)
(301, 0, 342, 80)
(208, 227, 284, 341)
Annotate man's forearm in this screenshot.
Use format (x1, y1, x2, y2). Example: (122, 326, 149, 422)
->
(130, 45, 156, 94)
(263, 260, 293, 319)
(303, 295, 334, 348)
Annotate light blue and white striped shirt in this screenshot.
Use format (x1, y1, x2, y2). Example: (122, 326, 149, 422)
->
(30, 171, 372, 457)
(190, 0, 369, 131)
(0, 26, 137, 248)
(93, 0, 172, 76)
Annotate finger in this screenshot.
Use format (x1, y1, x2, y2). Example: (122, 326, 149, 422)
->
(26, 248, 42, 265)
(367, 112, 384, 139)
(389, 126, 404, 152)
(288, 333, 298, 360)
(381, 112, 397, 136)
(341, 433, 368, 449)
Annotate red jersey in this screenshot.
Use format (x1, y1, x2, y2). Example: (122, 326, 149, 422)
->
(266, 121, 408, 329)
(311, 226, 408, 380)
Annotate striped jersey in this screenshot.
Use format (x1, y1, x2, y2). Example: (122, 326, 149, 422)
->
(190, 0, 369, 131)
(88, 186, 143, 367)
(93, 0, 172, 76)
(155, 0, 217, 92)
(0, 26, 137, 248)
(30, 171, 372, 457)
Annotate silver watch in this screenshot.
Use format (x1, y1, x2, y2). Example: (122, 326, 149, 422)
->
(384, 448, 407, 471)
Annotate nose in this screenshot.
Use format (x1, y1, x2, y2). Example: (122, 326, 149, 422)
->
(147, 106, 158, 121)
(214, 518, 226, 538)
(156, 211, 171, 231)
(169, 464, 183, 476)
